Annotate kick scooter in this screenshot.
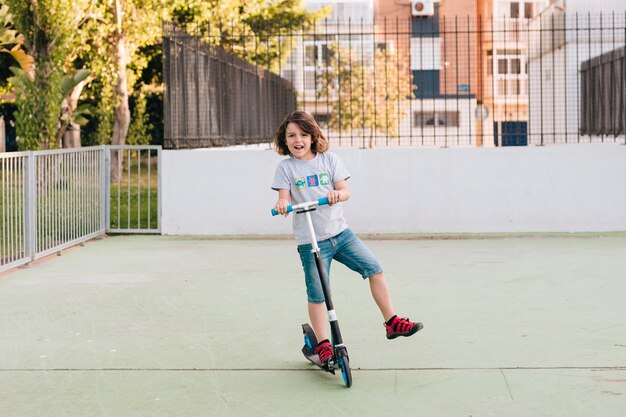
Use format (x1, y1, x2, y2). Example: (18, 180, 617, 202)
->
(272, 197, 353, 387)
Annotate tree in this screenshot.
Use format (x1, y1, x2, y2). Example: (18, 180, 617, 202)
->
(5, 0, 94, 150)
(319, 42, 413, 148)
(110, 0, 130, 151)
(7, 0, 91, 149)
(75, 0, 162, 149)
(5, 1, 328, 150)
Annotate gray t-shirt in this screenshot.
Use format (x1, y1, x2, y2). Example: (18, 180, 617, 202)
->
(272, 152, 351, 245)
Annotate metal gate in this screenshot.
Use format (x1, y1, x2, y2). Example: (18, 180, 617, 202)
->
(1, 145, 161, 273)
(105, 145, 161, 234)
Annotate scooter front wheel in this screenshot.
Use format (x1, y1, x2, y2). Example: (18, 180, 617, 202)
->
(337, 349, 352, 388)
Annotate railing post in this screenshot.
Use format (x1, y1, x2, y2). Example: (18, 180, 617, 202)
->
(157, 147, 162, 233)
(23, 151, 36, 261)
(0, 116, 5, 153)
(103, 146, 110, 232)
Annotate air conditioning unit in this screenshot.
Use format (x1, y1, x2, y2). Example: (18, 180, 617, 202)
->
(411, 0, 435, 17)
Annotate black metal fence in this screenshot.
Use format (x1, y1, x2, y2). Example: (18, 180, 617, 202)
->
(580, 46, 625, 137)
(163, 25, 297, 149)
(163, 9, 626, 149)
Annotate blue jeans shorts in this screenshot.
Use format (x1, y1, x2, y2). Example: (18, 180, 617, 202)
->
(297, 228, 383, 303)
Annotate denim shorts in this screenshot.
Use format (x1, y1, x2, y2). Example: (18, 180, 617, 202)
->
(297, 228, 383, 303)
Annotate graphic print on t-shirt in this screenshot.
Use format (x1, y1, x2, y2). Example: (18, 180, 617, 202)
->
(294, 173, 331, 190)
(294, 178, 307, 189)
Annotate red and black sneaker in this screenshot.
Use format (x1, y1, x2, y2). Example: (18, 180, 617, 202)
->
(315, 339, 334, 369)
(385, 316, 423, 339)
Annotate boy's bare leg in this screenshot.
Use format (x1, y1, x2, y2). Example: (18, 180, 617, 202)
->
(369, 272, 396, 322)
(308, 302, 329, 342)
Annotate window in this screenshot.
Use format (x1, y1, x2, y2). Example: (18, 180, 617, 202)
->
(305, 45, 317, 67)
(510, 58, 521, 74)
(303, 40, 336, 92)
(493, 49, 527, 97)
(495, 1, 536, 19)
(498, 79, 507, 95)
(410, 38, 442, 70)
(304, 72, 316, 91)
(511, 79, 521, 95)
(524, 2, 534, 18)
(498, 59, 508, 74)
(413, 111, 459, 127)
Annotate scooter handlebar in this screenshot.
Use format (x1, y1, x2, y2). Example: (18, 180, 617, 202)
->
(271, 197, 329, 216)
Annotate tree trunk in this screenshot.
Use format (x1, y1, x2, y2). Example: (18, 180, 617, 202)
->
(62, 124, 81, 148)
(58, 78, 91, 148)
(110, 0, 130, 182)
(56, 98, 72, 147)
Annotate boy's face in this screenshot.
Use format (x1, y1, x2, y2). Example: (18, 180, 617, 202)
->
(285, 122, 315, 160)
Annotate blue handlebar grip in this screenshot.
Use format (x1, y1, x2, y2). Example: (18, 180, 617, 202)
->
(272, 199, 327, 216)
(271, 205, 294, 216)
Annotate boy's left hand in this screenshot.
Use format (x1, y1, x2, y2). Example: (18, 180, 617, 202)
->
(327, 190, 342, 205)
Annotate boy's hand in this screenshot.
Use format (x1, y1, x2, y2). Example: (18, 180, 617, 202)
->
(328, 180, 350, 205)
(275, 198, 291, 217)
(327, 190, 343, 205)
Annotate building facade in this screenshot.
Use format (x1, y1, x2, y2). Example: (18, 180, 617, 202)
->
(281, 0, 559, 147)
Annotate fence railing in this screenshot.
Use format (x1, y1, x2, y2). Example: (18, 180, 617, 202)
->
(580, 46, 625, 137)
(163, 24, 297, 149)
(0, 151, 29, 271)
(106, 145, 161, 234)
(163, 12, 626, 148)
(0, 145, 161, 273)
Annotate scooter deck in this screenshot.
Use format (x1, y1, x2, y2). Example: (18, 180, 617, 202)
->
(303, 349, 323, 367)
(302, 323, 335, 373)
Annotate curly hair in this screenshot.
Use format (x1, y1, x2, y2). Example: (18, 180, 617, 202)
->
(273, 111, 329, 156)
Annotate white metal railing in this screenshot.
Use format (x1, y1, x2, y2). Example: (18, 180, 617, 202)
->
(105, 145, 161, 234)
(0, 145, 161, 273)
(0, 151, 29, 270)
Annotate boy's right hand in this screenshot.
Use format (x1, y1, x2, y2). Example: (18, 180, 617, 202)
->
(274, 199, 291, 217)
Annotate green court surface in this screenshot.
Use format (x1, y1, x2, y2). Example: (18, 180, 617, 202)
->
(1, 235, 625, 417)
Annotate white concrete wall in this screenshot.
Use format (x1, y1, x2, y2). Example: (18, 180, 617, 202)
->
(161, 145, 626, 235)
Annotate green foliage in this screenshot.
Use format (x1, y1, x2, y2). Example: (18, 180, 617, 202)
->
(61, 68, 91, 97)
(318, 43, 413, 146)
(3, 0, 329, 148)
(0, 4, 34, 76)
(126, 90, 153, 146)
(170, 0, 330, 73)
(76, 0, 164, 146)
(5, 0, 93, 149)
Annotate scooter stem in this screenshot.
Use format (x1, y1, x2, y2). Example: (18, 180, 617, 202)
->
(299, 208, 344, 348)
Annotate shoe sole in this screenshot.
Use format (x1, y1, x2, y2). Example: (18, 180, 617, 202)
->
(387, 322, 423, 340)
